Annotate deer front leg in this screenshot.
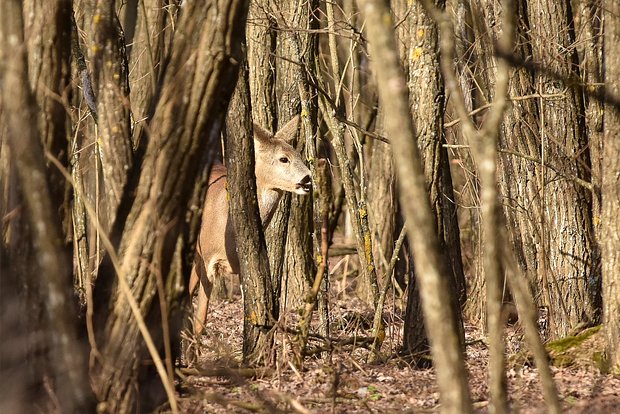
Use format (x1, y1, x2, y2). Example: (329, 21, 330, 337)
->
(189, 266, 199, 298)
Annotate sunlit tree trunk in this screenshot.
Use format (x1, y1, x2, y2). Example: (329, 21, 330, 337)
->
(357, 0, 473, 411)
(393, 0, 466, 356)
(470, 0, 545, 330)
(127, 0, 170, 148)
(526, 0, 598, 337)
(602, 0, 620, 372)
(271, 0, 317, 314)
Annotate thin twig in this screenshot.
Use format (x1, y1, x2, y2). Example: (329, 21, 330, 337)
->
(444, 91, 567, 128)
(369, 225, 407, 358)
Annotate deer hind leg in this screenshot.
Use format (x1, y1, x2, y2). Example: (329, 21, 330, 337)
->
(189, 255, 204, 334)
(193, 260, 216, 336)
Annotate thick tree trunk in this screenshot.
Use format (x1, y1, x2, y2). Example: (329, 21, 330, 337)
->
(602, 0, 620, 373)
(0, 2, 95, 412)
(90, 2, 248, 411)
(526, 0, 598, 337)
(393, 0, 466, 356)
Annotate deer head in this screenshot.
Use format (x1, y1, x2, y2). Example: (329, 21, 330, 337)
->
(253, 115, 312, 196)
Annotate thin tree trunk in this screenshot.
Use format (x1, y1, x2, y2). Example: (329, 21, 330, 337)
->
(447, 0, 484, 329)
(22, 0, 73, 234)
(280, 0, 317, 313)
(226, 55, 276, 366)
(87, 0, 133, 226)
(247, 0, 277, 131)
(127, 0, 169, 148)
(356, 1, 473, 412)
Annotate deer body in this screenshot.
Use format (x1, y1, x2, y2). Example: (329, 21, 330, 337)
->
(189, 116, 311, 336)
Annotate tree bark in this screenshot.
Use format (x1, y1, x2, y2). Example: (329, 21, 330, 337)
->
(279, 1, 317, 313)
(90, 2, 248, 411)
(259, 0, 315, 314)
(22, 0, 73, 233)
(602, 0, 620, 372)
(393, 0, 466, 356)
(526, 0, 598, 337)
(127, 0, 169, 148)
(0, 2, 95, 412)
(246, 0, 277, 131)
(356, 1, 472, 412)
(226, 55, 276, 366)
(88, 0, 133, 226)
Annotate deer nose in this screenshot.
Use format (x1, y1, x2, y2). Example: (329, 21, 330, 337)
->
(297, 175, 312, 193)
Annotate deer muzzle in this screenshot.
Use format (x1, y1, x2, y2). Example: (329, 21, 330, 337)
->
(296, 175, 312, 194)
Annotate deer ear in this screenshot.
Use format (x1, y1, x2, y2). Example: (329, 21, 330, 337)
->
(274, 115, 300, 143)
(253, 122, 273, 146)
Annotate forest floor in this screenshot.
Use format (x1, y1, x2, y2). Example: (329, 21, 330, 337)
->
(176, 278, 620, 413)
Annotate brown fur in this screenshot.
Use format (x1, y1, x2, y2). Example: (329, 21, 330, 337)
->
(189, 116, 311, 335)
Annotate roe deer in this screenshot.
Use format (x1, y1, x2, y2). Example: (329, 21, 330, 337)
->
(189, 116, 311, 335)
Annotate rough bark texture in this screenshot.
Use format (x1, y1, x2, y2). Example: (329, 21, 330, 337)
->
(22, 0, 73, 233)
(90, 2, 248, 411)
(245, 0, 288, 311)
(88, 1, 133, 226)
(367, 140, 396, 279)
(573, 0, 603, 242)
(226, 56, 276, 365)
(393, 0, 466, 356)
(247, 0, 277, 131)
(281, 1, 318, 313)
(602, 0, 620, 373)
(260, 7, 292, 297)
(267, 0, 316, 313)
(526, 0, 598, 337)
(356, 1, 473, 412)
(0, 2, 95, 412)
(127, 0, 169, 147)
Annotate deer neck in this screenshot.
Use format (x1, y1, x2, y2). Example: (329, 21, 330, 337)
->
(257, 186, 283, 228)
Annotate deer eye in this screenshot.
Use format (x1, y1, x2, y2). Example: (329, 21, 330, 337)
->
(279, 157, 290, 163)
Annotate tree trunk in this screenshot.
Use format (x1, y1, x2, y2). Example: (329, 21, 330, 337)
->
(393, 0, 466, 356)
(22, 0, 73, 234)
(0, 2, 95, 412)
(279, 1, 317, 313)
(226, 55, 276, 366)
(526, 0, 598, 337)
(70, 1, 134, 296)
(465, 0, 536, 335)
(87, 1, 133, 226)
(602, 0, 620, 372)
(90, 2, 248, 411)
(445, 0, 484, 328)
(246, 0, 277, 131)
(356, 0, 473, 412)
(127, 0, 170, 148)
